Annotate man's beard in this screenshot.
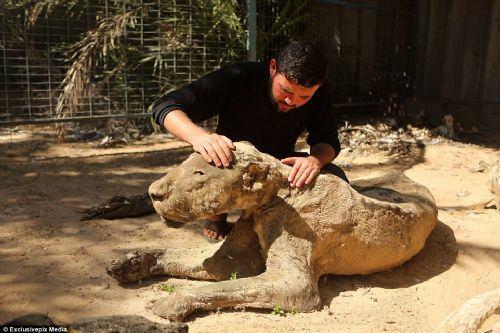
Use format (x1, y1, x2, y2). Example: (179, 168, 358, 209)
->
(268, 75, 292, 113)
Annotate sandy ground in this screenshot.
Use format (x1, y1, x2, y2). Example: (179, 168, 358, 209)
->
(0, 128, 499, 333)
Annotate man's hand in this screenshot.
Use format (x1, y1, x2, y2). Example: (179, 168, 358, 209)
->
(191, 133, 235, 167)
(280, 156, 322, 188)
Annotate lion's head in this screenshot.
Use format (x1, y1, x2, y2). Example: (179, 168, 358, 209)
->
(148, 142, 285, 223)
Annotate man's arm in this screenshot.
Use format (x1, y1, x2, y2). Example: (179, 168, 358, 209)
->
(281, 142, 335, 188)
(152, 65, 240, 167)
(281, 86, 340, 188)
(310, 142, 336, 167)
(163, 110, 234, 167)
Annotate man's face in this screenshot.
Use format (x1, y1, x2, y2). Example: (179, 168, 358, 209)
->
(269, 58, 321, 113)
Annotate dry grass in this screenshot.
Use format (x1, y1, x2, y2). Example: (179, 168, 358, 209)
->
(54, 9, 137, 136)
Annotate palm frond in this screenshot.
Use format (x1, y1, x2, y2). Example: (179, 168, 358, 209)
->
(55, 9, 138, 120)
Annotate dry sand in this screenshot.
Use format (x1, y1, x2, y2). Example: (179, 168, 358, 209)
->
(0, 129, 498, 332)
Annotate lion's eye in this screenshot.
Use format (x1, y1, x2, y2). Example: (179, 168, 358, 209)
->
(194, 171, 204, 175)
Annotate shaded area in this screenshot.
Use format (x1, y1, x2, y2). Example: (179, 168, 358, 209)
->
(2, 314, 188, 333)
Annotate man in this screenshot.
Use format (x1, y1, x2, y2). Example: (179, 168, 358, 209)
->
(152, 40, 347, 241)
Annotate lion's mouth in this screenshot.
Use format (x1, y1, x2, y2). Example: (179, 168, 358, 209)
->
(160, 216, 185, 228)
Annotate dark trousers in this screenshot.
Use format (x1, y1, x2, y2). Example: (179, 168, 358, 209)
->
(292, 152, 349, 183)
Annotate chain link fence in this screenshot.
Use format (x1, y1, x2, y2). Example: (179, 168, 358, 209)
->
(0, 0, 415, 126)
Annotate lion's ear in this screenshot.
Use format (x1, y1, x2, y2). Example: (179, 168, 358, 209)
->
(243, 162, 270, 191)
(238, 140, 254, 147)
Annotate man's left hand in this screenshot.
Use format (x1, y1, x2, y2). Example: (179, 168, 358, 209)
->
(280, 156, 322, 188)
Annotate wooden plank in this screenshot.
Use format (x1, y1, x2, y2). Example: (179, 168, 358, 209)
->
(358, 0, 378, 93)
(481, 0, 500, 103)
(440, 0, 468, 99)
(481, 103, 500, 130)
(415, 99, 500, 130)
(339, 4, 359, 52)
(421, 0, 448, 98)
(339, 4, 360, 97)
(415, 0, 430, 97)
(374, 10, 396, 98)
(459, 0, 491, 101)
(389, 10, 412, 91)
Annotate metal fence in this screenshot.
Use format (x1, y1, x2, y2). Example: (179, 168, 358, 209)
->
(0, 0, 415, 126)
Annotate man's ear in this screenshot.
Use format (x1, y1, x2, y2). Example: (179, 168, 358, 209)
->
(269, 58, 277, 76)
(243, 162, 270, 191)
(238, 140, 254, 147)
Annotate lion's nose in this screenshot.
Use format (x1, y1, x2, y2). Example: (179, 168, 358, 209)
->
(149, 191, 163, 202)
(149, 178, 170, 202)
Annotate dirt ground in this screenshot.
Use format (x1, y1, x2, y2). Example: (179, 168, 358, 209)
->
(0, 126, 499, 333)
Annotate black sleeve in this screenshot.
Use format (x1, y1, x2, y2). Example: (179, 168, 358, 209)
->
(305, 87, 341, 158)
(151, 64, 238, 128)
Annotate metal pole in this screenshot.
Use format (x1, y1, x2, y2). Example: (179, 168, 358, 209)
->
(2, 5, 10, 116)
(246, 0, 257, 61)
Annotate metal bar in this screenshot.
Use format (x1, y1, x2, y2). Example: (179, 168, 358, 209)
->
(157, 0, 162, 92)
(140, 0, 146, 113)
(2, 6, 9, 113)
(46, 12, 53, 118)
(188, 0, 192, 82)
(24, 24, 32, 120)
(105, 0, 112, 116)
(173, 0, 177, 86)
(247, 0, 257, 61)
(65, 3, 71, 117)
(87, 0, 93, 117)
(122, 2, 129, 115)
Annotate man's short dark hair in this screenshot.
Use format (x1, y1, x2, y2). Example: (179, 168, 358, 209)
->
(276, 40, 327, 87)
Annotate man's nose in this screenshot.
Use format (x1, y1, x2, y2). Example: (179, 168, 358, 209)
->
(284, 96, 294, 105)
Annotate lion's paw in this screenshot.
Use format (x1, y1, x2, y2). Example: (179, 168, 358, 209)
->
(107, 250, 163, 284)
(150, 294, 196, 322)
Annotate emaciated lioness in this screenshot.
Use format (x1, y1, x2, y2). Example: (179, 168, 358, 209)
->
(107, 142, 438, 321)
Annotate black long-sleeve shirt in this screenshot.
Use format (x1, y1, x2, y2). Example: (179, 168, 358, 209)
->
(152, 62, 341, 160)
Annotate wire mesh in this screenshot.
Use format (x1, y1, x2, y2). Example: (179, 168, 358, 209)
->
(0, 0, 414, 126)
(0, 0, 247, 125)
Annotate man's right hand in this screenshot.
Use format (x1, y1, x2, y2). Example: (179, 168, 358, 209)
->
(190, 133, 235, 167)
(162, 110, 235, 168)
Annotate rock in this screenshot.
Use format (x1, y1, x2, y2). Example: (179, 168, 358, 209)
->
(3, 313, 56, 326)
(2, 315, 188, 333)
(70, 315, 188, 333)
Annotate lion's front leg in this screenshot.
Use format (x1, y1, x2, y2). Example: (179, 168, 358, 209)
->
(151, 221, 320, 321)
(106, 247, 219, 283)
(107, 214, 265, 283)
